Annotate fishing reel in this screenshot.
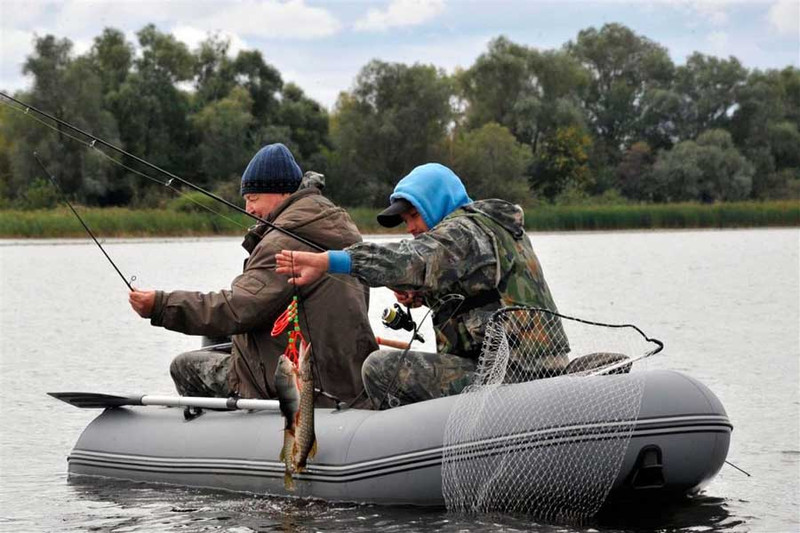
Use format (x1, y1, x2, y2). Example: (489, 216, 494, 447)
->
(382, 304, 425, 343)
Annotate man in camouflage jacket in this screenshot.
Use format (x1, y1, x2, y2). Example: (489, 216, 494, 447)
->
(276, 163, 566, 409)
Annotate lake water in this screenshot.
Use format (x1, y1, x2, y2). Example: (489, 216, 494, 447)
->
(0, 229, 798, 532)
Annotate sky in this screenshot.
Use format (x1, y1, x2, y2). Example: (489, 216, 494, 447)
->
(0, 0, 798, 110)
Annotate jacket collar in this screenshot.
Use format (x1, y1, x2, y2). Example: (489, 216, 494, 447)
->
(241, 188, 321, 253)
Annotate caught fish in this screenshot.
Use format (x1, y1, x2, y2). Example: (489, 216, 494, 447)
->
(274, 354, 300, 490)
(292, 340, 317, 473)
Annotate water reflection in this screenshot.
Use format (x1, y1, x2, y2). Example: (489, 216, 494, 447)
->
(66, 476, 742, 533)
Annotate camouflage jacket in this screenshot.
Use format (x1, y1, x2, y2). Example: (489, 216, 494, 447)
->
(347, 199, 567, 368)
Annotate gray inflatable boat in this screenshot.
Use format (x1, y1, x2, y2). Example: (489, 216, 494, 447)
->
(62, 369, 731, 507)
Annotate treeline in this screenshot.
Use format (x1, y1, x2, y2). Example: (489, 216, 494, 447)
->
(0, 23, 798, 211)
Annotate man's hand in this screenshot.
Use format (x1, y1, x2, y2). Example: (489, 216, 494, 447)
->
(394, 290, 423, 308)
(275, 250, 329, 286)
(129, 289, 156, 318)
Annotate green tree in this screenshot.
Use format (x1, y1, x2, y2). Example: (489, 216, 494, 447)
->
(674, 53, 748, 140)
(730, 67, 800, 198)
(89, 28, 134, 97)
(330, 60, 453, 205)
(458, 37, 588, 151)
(6, 35, 119, 204)
(651, 129, 753, 202)
(233, 49, 283, 125)
(111, 25, 195, 204)
(191, 87, 254, 185)
(445, 122, 532, 203)
(616, 141, 656, 200)
(193, 34, 237, 106)
(566, 23, 674, 162)
(529, 126, 592, 201)
(272, 83, 330, 170)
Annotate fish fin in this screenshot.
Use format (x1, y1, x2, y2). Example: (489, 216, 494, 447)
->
(284, 472, 295, 492)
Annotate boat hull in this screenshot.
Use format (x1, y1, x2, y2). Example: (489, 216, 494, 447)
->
(67, 370, 731, 506)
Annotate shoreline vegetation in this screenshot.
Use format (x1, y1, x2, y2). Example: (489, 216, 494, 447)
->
(1, 200, 797, 238)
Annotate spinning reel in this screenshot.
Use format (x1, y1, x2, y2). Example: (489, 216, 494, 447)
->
(381, 304, 425, 344)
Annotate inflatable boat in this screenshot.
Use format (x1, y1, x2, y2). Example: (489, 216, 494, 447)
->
(56, 368, 731, 509)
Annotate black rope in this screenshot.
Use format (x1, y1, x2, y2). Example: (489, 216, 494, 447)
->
(489, 306, 664, 356)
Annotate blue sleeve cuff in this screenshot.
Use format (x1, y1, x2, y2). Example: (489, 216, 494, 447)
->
(327, 250, 352, 274)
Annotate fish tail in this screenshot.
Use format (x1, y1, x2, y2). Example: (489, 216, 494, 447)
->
(284, 471, 295, 492)
(308, 438, 318, 460)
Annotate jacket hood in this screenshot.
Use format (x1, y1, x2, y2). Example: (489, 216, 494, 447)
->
(464, 199, 526, 239)
(390, 163, 472, 229)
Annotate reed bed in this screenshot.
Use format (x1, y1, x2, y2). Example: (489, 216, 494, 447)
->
(0, 201, 797, 238)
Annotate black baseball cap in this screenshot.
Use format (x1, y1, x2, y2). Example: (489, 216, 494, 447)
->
(376, 198, 413, 228)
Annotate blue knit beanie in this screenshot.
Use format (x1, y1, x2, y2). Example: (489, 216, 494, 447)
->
(240, 143, 302, 195)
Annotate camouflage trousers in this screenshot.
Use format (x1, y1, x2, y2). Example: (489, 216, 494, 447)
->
(169, 348, 233, 398)
(361, 349, 476, 410)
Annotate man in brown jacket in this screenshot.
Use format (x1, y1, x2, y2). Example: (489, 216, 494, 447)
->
(128, 143, 377, 407)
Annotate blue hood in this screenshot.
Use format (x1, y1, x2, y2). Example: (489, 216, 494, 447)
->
(390, 163, 472, 229)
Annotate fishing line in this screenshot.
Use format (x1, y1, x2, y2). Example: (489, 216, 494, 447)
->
(378, 293, 465, 410)
(2, 97, 392, 296)
(0, 92, 326, 251)
(286, 251, 343, 408)
(724, 460, 751, 477)
(1, 98, 250, 232)
(33, 152, 136, 291)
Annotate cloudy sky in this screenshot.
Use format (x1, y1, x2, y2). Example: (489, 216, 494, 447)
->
(1, 0, 798, 109)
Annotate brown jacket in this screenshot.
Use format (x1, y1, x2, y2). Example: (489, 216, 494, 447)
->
(150, 186, 377, 406)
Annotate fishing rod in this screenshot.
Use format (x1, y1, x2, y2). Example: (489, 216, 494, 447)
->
(33, 152, 136, 291)
(0, 91, 326, 252)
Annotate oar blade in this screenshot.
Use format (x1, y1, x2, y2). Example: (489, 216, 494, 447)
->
(47, 392, 141, 409)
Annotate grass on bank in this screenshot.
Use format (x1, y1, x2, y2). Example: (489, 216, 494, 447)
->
(0, 200, 797, 238)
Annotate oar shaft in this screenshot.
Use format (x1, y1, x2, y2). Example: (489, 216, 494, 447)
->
(140, 395, 280, 411)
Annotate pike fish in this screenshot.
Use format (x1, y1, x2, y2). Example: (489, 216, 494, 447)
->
(273, 340, 317, 490)
(274, 354, 300, 490)
(292, 340, 317, 473)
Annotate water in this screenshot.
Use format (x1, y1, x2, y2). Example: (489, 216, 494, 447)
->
(1, 229, 798, 532)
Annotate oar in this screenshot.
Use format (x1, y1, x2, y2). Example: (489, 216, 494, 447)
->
(48, 392, 279, 411)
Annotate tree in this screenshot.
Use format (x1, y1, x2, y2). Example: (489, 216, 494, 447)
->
(730, 67, 800, 198)
(89, 28, 134, 97)
(191, 87, 254, 185)
(7, 35, 119, 204)
(673, 53, 748, 140)
(233, 49, 283, 125)
(651, 129, 753, 202)
(458, 37, 588, 151)
(193, 34, 237, 106)
(445, 122, 532, 203)
(529, 126, 592, 201)
(616, 141, 656, 200)
(330, 60, 453, 205)
(566, 23, 674, 162)
(272, 83, 330, 169)
(110, 25, 195, 204)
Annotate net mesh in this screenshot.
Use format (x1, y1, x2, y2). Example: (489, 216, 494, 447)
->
(441, 307, 662, 523)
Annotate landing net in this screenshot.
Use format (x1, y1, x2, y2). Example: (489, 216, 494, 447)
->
(441, 307, 663, 523)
